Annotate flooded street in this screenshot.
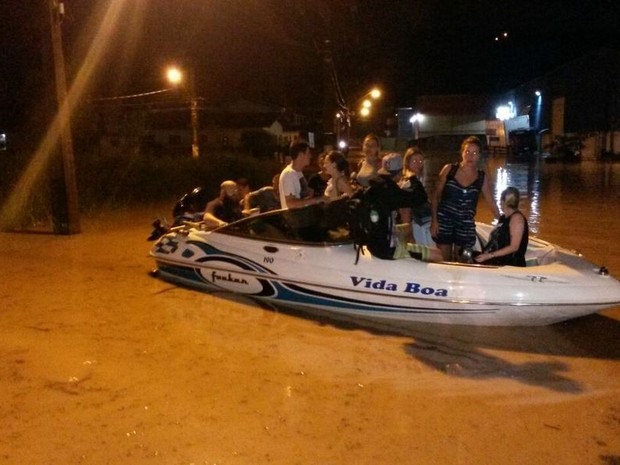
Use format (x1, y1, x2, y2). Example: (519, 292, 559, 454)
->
(1, 157, 620, 464)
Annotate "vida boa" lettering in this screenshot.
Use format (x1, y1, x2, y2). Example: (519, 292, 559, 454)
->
(350, 276, 448, 297)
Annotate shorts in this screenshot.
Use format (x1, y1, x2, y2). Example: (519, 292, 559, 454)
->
(434, 210, 476, 248)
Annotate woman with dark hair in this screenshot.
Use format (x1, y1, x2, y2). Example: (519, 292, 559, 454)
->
(307, 151, 330, 197)
(475, 186, 529, 266)
(353, 133, 382, 188)
(323, 150, 354, 200)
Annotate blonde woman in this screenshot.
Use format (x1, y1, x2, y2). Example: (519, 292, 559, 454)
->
(431, 136, 500, 261)
(475, 187, 529, 266)
(402, 146, 425, 185)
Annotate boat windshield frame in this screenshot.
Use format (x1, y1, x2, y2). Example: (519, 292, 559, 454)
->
(218, 200, 353, 246)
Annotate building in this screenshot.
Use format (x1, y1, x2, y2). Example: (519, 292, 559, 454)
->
(396, 94, 493, 151)
(87, 98, 311, 158)
(395, 49, 620, 159)
(494, 48, 620, 159)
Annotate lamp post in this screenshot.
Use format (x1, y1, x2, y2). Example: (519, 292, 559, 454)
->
(534, 90, 542, 153)
(166, 65, 200, 159)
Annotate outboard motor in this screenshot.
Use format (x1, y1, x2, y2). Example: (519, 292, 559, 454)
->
(147, 218, 169, 241)
(172, 186, 210, 226)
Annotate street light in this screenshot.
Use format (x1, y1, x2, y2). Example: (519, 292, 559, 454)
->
(166, 65, 200, 159)
(166, 67, 183, 86)
(409, 112, 425, 140)
(369, 88, 381, 100)
(357, 88, 381, 118)
(336, 86, 382, 148)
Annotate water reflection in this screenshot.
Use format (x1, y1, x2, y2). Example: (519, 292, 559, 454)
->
(492, 159, 542, 235)
(425, 153, 620, 244)
(489, 158, 620, 241)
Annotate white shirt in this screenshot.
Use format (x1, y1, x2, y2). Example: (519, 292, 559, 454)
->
(278, 164, 304, 209)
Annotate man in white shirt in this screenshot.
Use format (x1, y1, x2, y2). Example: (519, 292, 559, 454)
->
(278, 140, 322, 209)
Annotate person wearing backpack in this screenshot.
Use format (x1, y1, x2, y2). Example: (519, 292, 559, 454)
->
(362, 152, 428, 260)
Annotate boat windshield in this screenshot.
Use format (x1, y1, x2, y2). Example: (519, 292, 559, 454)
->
(220, 199, 352, 245)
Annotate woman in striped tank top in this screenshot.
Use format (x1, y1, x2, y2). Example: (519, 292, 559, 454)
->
(430, 136, 500, 262)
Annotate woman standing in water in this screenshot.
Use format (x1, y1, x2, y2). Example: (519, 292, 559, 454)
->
(431, 136, 500, 261)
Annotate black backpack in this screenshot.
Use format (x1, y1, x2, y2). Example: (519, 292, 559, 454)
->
(346, 184, 393, 263)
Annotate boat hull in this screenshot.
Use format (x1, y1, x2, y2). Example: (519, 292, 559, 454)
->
(150, 226, 620, 326)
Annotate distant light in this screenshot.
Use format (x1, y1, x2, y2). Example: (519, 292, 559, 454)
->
(166, 67, 183, 85)
(503, 32, 508, 38)
(535, 90, 541, 97)
(338, 140, 348, 149)
(370, 88, 381, 99)
(359, 107, 371, 117)
(496, 102, 516, 121)
(362, 99, 372, 109)
(409, 112, 425, 123)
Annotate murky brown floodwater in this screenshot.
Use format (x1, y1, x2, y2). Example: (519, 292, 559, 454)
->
(1, 156, 619, 464)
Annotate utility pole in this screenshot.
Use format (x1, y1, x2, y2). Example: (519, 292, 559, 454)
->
(188, 66, 200, 159)
(321, 40, 340, 148)
(48, 0, 80, 234)
(191, 96, 200, 159)
(166, 65, 200, 158)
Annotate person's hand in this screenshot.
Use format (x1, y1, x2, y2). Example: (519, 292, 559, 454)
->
(242, 207, 260, 217)
(475, 252, 494, 263)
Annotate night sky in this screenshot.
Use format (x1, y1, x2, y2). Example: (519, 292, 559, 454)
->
(1, 0, 619, 130)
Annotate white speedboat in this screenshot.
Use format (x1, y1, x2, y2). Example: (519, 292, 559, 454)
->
(149, 202, 620, 326)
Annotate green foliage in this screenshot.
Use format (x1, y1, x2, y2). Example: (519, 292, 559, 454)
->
(76, 149, 282, 209)
(1, 148, 282, 225)
(239, 129, 278, 157)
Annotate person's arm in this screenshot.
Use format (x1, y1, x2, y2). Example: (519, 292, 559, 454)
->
(430, 164, 449, 236)
(408, 177, 428, 205)
(241, 192, 260, 216)
(476, 214, 525, 263)
(285, 195, 323, 209)
(336, 176, 354, 197)
(280, 170, 320, 209)
(482, 172, 501, 219)
(397, 207, 414, 242)
(242, 192, 252, 212)
(202, 199, 227, 228)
